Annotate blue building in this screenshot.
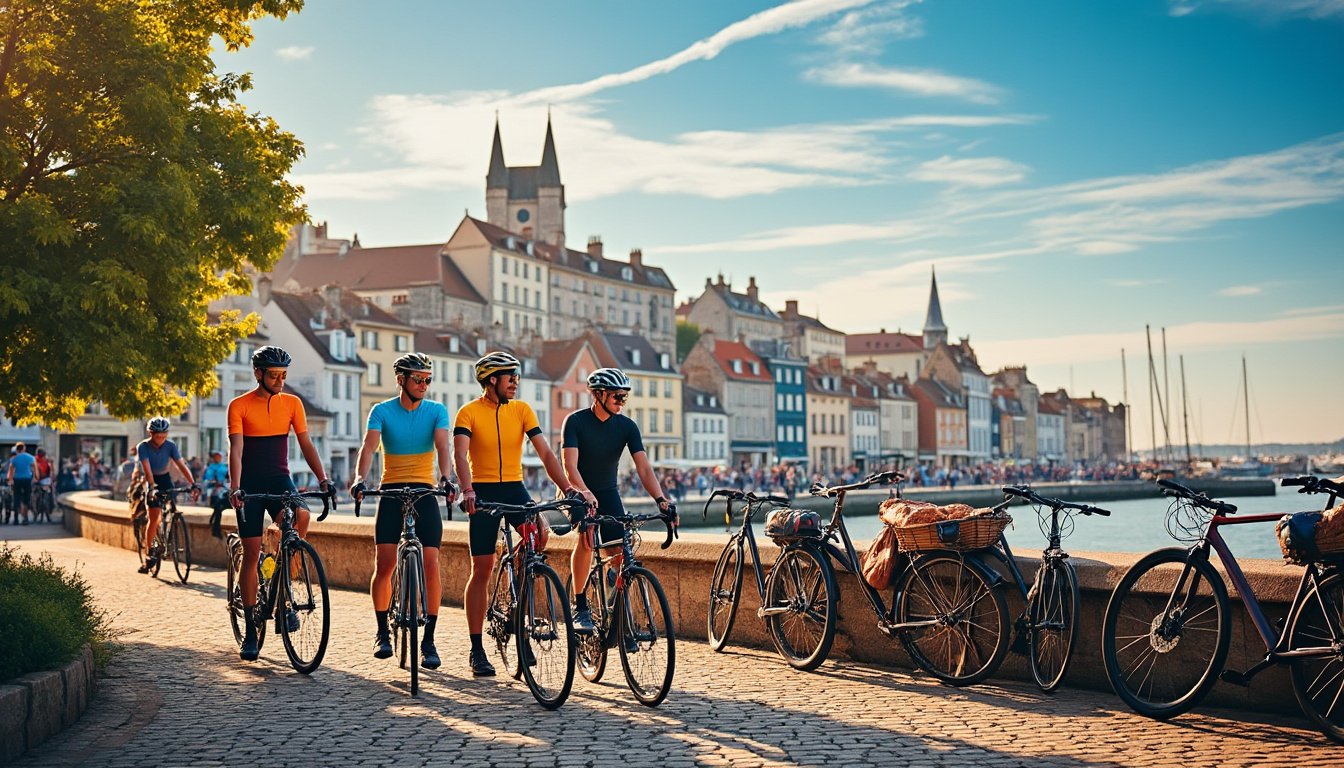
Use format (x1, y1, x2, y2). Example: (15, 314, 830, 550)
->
(751, 339, 808, 467)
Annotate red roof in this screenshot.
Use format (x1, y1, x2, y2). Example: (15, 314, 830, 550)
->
(846, 331, 923, 356)
(711, 340, 772, 382)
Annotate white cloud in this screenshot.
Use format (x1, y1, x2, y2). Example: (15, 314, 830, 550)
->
(1169, 0, 1344, 20)
(817, 1, 926, 55)
(1108, 277, 1163, 288)
(276, 46, 314, 61)
(1219, 285, 1262, 297)
(1078, 241, 1140, 256)
(656, 221, 930, 254)
(909, 155, 1028, 187)
(806, 63, 1003, 104)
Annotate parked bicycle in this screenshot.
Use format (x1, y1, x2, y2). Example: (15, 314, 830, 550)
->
(133, 485, 196, 583)
(355, 483, 455, 696)
(572, 505, 679, 707)
(479, 496, 588, 709)
(1100, 476, 1344, 743)
(225, 488, 334, 674)
(706, 471, 1011, 684)
(704, 488, 794, 653)
(980, 485, 1110, 691)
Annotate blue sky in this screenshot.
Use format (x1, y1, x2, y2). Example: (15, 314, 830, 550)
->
(223, 0, 1344, 447)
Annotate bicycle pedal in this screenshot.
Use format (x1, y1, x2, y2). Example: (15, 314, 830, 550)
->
(1219, 669, 1252, 687)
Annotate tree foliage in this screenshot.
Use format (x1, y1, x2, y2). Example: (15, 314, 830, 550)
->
(0, 0, 305, 429)
(676, 319, 701, 364)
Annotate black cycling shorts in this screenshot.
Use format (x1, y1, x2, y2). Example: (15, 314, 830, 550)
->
(469, 482, 532, 557)
(237, 475, 298, 539)
(11, 479, 32, 508)
(375, 482, 443, 547)
(585, 487, 626, 549)
(146, 473, 173, 509)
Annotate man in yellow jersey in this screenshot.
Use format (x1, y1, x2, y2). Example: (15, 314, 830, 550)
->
(454, 351, 575, 676)
(227, 345, 333, 662)
(351, 353, 457, 669)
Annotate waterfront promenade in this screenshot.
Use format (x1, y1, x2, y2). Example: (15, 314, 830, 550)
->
(5, 523, 1338, 768)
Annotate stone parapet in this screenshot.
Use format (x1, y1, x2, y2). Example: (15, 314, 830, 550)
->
(1, 645, 96, 763)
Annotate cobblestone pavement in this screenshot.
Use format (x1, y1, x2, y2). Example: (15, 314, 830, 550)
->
(6, 525, 1339, 767)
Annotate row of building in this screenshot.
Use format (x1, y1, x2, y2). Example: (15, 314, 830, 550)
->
(1, 119, 1127, 484)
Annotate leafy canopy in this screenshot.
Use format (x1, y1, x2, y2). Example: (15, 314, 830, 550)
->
(676, 320, 701, 364)
(0, 0, 305, 429)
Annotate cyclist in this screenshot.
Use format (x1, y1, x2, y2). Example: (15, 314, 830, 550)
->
(562, 368, 677, 633)
(203, 450, 230, 538)
(454, 350, 577, 677)
(351, 352, 457, 670)
(227, 345, 333, 662)
(135, 418, 198, 572)
(6, 442, 37, 526)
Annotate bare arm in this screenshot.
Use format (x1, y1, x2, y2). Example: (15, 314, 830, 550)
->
(531, 434, 571, 493)
(228, 434, 243, 492)
(453, 433, 475, 514)
(171, 457, 194, 485)
(631, 451, 672, 513)
(434, 428, 456, 500)
(562, 447, 599, 509)
(353, 429, 381, 487)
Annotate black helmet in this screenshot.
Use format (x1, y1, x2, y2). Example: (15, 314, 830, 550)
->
(474, 351, 521, 384)
(394, 352, 432, 374)
(251, 345, 292, 369)
(146, 417, 172, 433)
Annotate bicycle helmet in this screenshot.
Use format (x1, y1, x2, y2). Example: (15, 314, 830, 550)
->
(393, 352, 432, 374)
(250, 345, 292, 369)
(474, 351, 521, 384)
(146, 417, 171, 433)
(587, 368, 631, 391)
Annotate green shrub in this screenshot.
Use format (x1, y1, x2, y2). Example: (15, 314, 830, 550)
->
(0, 544, 112, 681)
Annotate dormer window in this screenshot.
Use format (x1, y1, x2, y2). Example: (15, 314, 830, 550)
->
(750, 361, 760, 375)
(588, 261, 599, 273)
(731, 360, 742, 374)
(621, 266, 633, 281)
(659, 352, 670, 370)
(449, 337, 459, 353)
(630, 349, 641, 366)
(696, 395, 704, 406)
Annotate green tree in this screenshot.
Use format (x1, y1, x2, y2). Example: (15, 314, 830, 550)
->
(0, 0, 305, 429)
(676, 319, 701, 363)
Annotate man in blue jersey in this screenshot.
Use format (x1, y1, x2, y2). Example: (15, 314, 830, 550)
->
(203, 450, 230, 538)
(135, 418, 198, 572)
(562, 368, 676, 633)
(5, 442, 38, 525)
(352, 353, 457, 669)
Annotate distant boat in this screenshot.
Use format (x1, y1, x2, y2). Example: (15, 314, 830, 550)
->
(1218, 456, 1274, 478)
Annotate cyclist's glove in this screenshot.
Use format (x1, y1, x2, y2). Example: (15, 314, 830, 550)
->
(350, 481, 366, 501)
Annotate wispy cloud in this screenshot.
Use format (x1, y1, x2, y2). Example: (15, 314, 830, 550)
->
(1219, 285, 1262, 297)
(1108, 277, 1163, 288)
(276, 45, 314, 61)
(909, 156, 1028, 187)
(1169, 0, 1344, 20)
(806, 63, 1003, 103)
(816, 1, 926, 55)
(657, 222, 931, 254)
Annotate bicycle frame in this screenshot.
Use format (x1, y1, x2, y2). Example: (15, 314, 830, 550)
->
(581, 510, 676, 642)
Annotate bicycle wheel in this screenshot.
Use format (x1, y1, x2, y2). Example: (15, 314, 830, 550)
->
(763, 545, 837, 672)
(279, 539, 331, 674)
(517, 564, 575, 709)
(618, 567, 675, 707)
(133, 513, 147, 566)
(1101, 548, 1230, 719)
(148, 525, 163, 578)
(574, 566, 609, 683)
(485, 554, 522, 679)
(1288, 570, 1344, 744)
(226, 536, 246, 646)
(396, 550, 422, 695)
(708, 537, 745, 652)
(1028, 557, 1080, 692)
(894, 552, 1010, 686)
(169, 512, 192, 583)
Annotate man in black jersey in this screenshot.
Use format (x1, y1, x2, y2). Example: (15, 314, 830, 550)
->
(562, 368, 675, 633)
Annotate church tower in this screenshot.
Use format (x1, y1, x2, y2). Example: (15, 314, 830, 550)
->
(923, 267, 948, 350)
(484, 116, 567, 248)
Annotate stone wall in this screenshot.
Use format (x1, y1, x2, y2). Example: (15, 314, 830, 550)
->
(0, 645, 96, 763)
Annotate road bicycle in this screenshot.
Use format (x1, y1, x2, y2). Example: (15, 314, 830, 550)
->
(32, 481, 55, 523)
(572, 505, 679, 707)
(355, 483, 455, 696)
(225, 488, 334, 674)
(978, 485, 1110, 691)
(707, 471, 1010, 684)
(704, 488, 794, 653)
(133, 485, 196, 582)
(1101, 476, 1344, 743)
(479, 496, 588, 709)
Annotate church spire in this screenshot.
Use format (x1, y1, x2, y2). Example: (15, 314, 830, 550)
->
(538, 113, 561, 186)
(923, 266, 948, 350)
(486, 116, 507, 189)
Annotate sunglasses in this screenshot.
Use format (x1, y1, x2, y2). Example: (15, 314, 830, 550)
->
(606, 392, 629, 404)
(263, 370, 287, 381)
(406, 374, 432, 386)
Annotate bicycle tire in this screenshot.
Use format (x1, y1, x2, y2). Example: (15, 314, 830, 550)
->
(148, 524, 163, 578)
(226, 536, 246, 646)
(1028, 557, 1080, 692)
(894, 552, 1010, 686)
(763, 544, 837, 672)
(169, 512, 192, 583)
(1101, 548, 1230, 719)
(133, 513, 147, 567)
(1288, 569, 1344, 744)
(398, 549, 422, 695)
(279, 539, 331, 674)
(708, 537, 745, 652)
(573, 566, 609, 683)
(485, 554, 522, 680)
(517, 564, 575, 709)
(618, 567, 675, 707)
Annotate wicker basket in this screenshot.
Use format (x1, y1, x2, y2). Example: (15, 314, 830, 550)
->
(894, 509, 1012, 553)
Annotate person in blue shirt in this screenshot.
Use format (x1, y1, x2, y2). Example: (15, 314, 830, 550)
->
(135, 418, 198, 573)
(203, 450, 230, 538)
(6, 442, 38, 525)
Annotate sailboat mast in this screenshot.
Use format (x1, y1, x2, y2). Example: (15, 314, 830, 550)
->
(1146, 327, 1157, 462)
(1180, 355, 1192, 466)
(1122, 348, 1133, 461)
(1242, 354, 1251, 459)
(1162, 328, 1172, 462)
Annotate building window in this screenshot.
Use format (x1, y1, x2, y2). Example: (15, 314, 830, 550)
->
(392, 294, 408, 305)
(664, 411, 673, 433)
(369, 362, 381, 387)
(394, 335, 408, 352)
(501, 256, 508, 273)
(361, 330, 379, 349)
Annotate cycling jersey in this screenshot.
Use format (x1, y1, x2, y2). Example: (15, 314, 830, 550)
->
(453, 397, 542, 483)
(227, 391, 307, 483)
(203, 461, 229, 487)
(561, 408, 645, 493)
(7, 452, 35, 481)
(136, 439, 182, 476)
(367, 397, 450, 485)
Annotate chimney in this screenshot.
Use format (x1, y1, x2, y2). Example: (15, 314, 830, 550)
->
(587, 236, 603, 258)
(629, 248, 642, 267)
(351, 233, 361, 248)
(323, 285, 343, 322)
(701, 328, 716, 352)
(716, 273, 726, 287)
(747, 276, 758, 301)
(256, 276, 272, 307)
(785, 299, 798, 317)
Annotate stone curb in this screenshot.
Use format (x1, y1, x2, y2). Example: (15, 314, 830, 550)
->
(0, 645, 96, 764)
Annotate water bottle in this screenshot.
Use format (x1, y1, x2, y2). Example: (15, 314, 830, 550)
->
(260, 553, 276, 580)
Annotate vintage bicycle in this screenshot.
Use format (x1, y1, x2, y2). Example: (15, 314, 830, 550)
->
(224, 487, 334, 674)
(355, 483, 455, 696)
(572, 505, 679, 707)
